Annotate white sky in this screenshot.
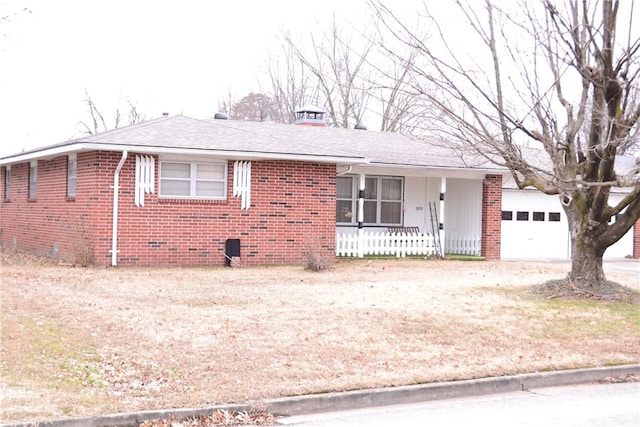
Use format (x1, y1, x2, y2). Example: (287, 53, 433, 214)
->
(1, 0, 406, 157)
(5, 1, 631, 159)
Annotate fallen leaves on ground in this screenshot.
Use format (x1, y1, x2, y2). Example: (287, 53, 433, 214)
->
(139, 410, 276, 426)
(597, 374, 640, 384)
(531, 279, 640, 304)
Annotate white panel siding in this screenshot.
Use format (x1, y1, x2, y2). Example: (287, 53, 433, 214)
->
(403, 176, 428, 232)
(445, 179, 482, 255)
(403, 177, 442, 234)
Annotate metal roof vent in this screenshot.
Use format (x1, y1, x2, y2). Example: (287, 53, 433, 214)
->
(214, 112, 228, 120)
(354, 122, 367, 130)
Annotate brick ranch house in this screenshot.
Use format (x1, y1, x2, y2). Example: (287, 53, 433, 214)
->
(1, 113, 638, 266)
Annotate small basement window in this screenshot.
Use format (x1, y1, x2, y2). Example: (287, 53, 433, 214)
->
(501, 211, 513, 220)
(549, 212, 561, 222)
(516, 211, 529, 221)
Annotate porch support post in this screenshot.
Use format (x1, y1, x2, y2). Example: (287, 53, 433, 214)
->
(439, 177, 446, 256)
(357, 173, 365, 258)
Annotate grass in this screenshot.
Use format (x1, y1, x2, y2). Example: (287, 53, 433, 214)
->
(7, 315, 102, 390)
(533, 298, 640, 335)
(444, 254, 486, 261)
(1, 249, 638, 424)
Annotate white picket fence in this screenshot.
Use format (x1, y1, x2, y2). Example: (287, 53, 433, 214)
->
(446, 235, 481, 256)
(336, 231, 436, 258)
(336, 231, 482, 258)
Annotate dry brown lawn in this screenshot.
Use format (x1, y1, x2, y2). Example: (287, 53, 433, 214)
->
(1, 249, 639, 424)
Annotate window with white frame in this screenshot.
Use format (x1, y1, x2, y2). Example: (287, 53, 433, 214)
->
(159, 160, 227, 199)
(336, 176, 355, 222)
(29, 161, 37, 199)
(336, 175, 403, 225)
(4, 166, 10, 200)
(67, 154, 77, 197)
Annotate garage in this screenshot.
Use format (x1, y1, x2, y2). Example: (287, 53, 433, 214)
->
(500, 189, 634, 259)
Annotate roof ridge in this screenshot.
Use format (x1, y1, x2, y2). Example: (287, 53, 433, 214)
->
(73, 114, 181, 143)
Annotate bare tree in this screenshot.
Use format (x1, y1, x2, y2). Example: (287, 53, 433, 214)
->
(262, 15, 426, 132)
(229, 92, 276, 122)
(216, 90, 236, 119)
(262, 42, 319, 124)
(1, 4, 31, 42)
(371, 44, 432, 133)
(78, 90, 146, 135)
(282, 18, 376, 128)
(374, 0, 640, 290)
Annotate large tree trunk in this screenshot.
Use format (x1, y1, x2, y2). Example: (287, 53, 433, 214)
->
(565, 202, 608, 288)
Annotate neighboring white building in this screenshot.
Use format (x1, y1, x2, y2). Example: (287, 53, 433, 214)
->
(501, 186, 635, 259)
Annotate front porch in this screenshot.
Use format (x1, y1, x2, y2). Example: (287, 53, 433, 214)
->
(335, 167, 488, 259)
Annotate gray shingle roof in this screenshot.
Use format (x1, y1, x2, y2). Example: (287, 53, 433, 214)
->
(0, 115, 505, 172)
(216, 118, 499, 169)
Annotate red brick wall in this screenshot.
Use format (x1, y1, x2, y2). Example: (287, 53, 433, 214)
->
(2, 151, 337, 266)
(0, 154, 102, 262)
(481, 174, 502, 260)
(634, 219, 640, 259)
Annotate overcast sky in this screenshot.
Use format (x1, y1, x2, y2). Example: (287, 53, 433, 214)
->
(7, 1, 631, 159)
(2, 0, 420, 157)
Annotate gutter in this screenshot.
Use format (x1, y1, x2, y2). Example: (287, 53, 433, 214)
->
(110, 150, 128, 266)
(0, 143, 368, 166)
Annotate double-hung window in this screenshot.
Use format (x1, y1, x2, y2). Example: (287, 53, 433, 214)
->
(336, 175, 403, 225)
(67, 154, 77, 197)
(29, 161, 37, 200)
(160, 160, 227, 199)
(378, 177, 403, 224)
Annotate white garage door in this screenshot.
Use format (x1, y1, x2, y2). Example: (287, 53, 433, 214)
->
(501, 190, 634, 259)
(501, 190, 569, 259)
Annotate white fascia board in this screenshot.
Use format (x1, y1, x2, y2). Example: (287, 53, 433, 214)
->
(0, 144, 86, 165)
(358, 163, 509, 178)
(0, 143, 368, 166)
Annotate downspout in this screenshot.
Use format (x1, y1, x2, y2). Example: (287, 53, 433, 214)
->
(337, 165, 352, 176)
(111, 150, 128, 266)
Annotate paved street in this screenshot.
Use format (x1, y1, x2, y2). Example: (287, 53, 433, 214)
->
(279, 382, 640, 427)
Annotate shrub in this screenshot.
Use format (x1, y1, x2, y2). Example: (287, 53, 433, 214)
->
(303, 239, 334, 272)
(65, 216, 94, 267)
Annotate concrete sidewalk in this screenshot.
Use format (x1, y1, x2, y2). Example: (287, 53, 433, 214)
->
(3, 364, 639, 427)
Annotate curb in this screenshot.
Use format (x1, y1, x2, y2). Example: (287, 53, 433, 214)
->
(5, 364, 639, 427)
